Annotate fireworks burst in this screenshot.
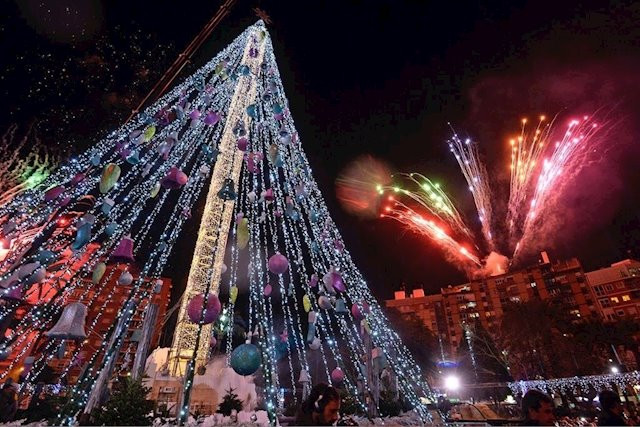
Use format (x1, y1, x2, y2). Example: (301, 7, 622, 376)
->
(512, 115, 603, 260)
(372, 112, 606, 276)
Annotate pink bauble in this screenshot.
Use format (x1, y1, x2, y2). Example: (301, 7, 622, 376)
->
(189, 109, 201, 120)
(268, 253, 289, 275)
(331, 367, 344, 383)
(210, 336, 217, 348)
(187, 293, 221, 324)
(262, 188, 274, 201)
(70, 173, 86, 186)
(263, 284, 273, 296)
(246, 153, 259, 173)
(351, 304, 363, 320)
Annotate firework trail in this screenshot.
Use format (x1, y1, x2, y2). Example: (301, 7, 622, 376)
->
(506, 115, 554, 242)
(0, 124, 60, 207)
(512, 115, 602, 260)
(447, 127, 495, 249)
(380, 197, 482, 268)
(379, 173, 474, 239)
(337, 112, 608, 276)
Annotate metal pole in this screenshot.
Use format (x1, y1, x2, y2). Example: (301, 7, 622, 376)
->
(125, 0, 237, 123)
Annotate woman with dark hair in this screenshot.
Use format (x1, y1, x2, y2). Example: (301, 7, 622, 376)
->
(294, 383, 341, 426)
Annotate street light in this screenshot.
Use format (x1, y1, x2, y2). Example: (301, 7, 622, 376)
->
(610, 366, 620, 374)
(444, 375, 461, 391)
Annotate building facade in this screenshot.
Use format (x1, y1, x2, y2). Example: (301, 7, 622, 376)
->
(385, 252, 598, 360)
(586, 259, 640, 321)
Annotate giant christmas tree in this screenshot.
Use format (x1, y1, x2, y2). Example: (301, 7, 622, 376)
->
(0, 21, 435, 423)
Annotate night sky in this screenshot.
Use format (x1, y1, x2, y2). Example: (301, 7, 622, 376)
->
(1, 0, 640, 303)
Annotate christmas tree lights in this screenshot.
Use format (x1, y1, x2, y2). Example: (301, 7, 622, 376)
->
(0, 20, 436, 424)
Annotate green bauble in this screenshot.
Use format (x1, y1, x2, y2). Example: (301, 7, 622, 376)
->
(230, 343, 261, 376)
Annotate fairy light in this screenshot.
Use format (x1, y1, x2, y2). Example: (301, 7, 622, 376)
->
(1, 20, 438, 425)
(509, 371, 640, 397)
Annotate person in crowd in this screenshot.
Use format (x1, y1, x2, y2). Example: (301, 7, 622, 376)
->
(598, 390, 627, 426)
(0, 380, 18, 422)
(521, 389, 556, 426)
(294, 383, 341, 426)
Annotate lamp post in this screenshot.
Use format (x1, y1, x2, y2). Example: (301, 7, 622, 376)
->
(444, 375, 461, 393)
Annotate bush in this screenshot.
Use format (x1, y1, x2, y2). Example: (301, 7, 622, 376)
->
(339, 389, 365, 416)
(91, 377, 154, 426)
(217, 387, 244, 416)
(378, 390, 402, 417)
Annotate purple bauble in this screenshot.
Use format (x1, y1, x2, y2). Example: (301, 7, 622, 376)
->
(309, 273, 319, 288)
(237, 137, 248, 151)
(189, 109, 201, 120)
(331, 367, 344, 383)
(268, 253, 289, 275)
(204, 111, 220, 126)
(210, 336, 217, 348)
(3, 286, 22, 301)
(187, 293, 221, 324)
(331, 272, 346, 292)
(44, 185, 65, 202)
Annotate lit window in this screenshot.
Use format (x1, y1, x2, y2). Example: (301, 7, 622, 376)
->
(530, 282, 537, 288)
(611, 297, 620, 304)
(622, 295, 631, 302)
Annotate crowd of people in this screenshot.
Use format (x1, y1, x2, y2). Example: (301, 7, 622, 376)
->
(291, 384, 640, 425)
(2, 377, 640, 426)
(520, 389, 638, 426)
(0, 379, 18, 422)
